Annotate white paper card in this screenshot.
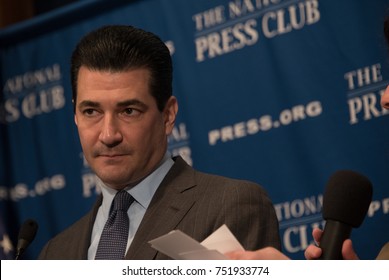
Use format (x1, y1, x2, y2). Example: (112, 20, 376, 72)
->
(148, 224, 244, 260)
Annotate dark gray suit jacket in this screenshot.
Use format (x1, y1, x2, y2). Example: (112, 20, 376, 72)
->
(39, 156, 281, 259)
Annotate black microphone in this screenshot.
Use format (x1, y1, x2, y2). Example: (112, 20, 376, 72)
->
(15, 219, 38, 260)
(319, 170, 373, 260)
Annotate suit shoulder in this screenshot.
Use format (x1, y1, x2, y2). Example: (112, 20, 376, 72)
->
(51, 212, 92, 242)
(43, 212, 89, 247)
(170, 156, 266, 192)
(194, 169, 267, 193)
(39, 210, 94, 259)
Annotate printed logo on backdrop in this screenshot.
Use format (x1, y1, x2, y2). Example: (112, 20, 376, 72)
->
(346, 63, 389, 124)
(275, 194, 324, 254)
(0, 175, 66, 202)
(0, 63, 66, 124)
(168, 122, 193, 166)
(0, 63, 67, 202)
(276, 193, 389, 254)
(208, 100, 322, 146)
(164, 39, 192, 165)
(165, 40, 175, 56)
(192, 0, 321, 62)
(0, 176, 66, 202)
(80, 153, 99, 198)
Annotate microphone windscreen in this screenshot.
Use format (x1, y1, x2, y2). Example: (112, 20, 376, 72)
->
(18, 219, 38, 244)
(322, 170, 373, 228)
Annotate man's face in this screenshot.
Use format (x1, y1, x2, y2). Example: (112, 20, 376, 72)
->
(382, 86, 389, 110)
(74, 67, 177, 190)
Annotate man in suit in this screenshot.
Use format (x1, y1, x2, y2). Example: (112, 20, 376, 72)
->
(38, 25, 281, 259)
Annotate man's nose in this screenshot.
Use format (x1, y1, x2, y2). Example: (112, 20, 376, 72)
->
(99, 115, 123, 147)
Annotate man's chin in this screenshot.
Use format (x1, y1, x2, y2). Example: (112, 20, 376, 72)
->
(95, 169, 133, 189)
(101, 179, 131, 190)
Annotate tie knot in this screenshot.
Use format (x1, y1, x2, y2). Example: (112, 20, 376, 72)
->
(112, 190, 133, 212)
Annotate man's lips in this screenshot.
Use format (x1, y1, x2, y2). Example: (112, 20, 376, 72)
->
(92, 149, 131, 158)
(98, 154, 128, 158)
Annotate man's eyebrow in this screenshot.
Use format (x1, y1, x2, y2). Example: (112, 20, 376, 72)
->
(77, 99, 148, 109)
(117, 99, 148, 110)
(78, 100, 100, 108)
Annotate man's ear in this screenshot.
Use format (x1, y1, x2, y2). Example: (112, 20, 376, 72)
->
(164, 96, 178, 134)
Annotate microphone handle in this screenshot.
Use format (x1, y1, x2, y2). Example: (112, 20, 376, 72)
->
(318, 220, 352, 260)
(15, 252, 22, 260)
(15, 238, 29, 260)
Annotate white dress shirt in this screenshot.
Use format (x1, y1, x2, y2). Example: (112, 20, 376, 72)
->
(87, 152, 174, 259)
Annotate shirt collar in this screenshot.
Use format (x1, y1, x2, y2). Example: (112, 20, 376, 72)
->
(97, 152, 174, 216)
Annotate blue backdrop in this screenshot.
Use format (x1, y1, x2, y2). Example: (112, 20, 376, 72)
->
(1, 0, 389, 260)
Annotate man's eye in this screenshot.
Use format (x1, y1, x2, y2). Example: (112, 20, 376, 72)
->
(124, 108, 133, 114)
(83, 109, 95, 115)
(122, 108, 141, 117)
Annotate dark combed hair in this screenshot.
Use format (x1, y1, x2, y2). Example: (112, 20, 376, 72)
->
(71, 25, 173, 112)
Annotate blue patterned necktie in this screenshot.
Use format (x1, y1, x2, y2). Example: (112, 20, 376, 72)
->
(95, 190, 134, 259)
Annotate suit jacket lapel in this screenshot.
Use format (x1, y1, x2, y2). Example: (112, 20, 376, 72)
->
(126, 157, 197, 259)
(78, 195, 102, 259)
